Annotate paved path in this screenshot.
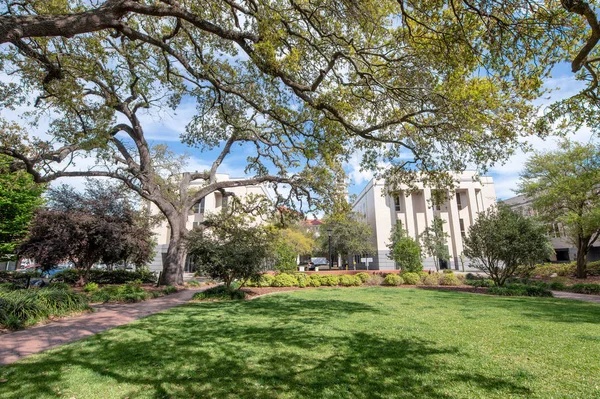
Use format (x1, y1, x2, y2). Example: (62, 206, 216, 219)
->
(0, 287, 212, 366)
(552, 291, 600, 304)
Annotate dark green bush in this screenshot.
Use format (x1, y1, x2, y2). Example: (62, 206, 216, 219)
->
(192, 285, 246, 300)
(0, 287, 89, 330)
(272, 273, 298, 287)
(162, 285, 177, 295)
(355, 272, 370, 283)
(569, 283, 600, 295)
(55, 269, 157, 285)
(465, 279, 494, 288)
(339, 275, 362, 287)
(0, 282, 19, 292)
(487, 283, 553, 297)
(89, 284, 152, 303)
(383, 274, 403, 286)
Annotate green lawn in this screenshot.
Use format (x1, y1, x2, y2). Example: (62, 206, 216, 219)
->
(2, 288, 600, 399)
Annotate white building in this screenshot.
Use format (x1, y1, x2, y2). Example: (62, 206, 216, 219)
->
(351, 171, 496, 270)
(147, 174, 271, 273)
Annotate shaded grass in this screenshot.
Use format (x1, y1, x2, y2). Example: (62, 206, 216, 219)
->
(1, 288, 600, 398)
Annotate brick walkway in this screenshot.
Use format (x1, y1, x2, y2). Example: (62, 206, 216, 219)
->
(0, 286, 212, 366)
(552, 291, 600, 304)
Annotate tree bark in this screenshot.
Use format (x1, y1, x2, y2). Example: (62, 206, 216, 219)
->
(576, 237, 588, 279)
(161, 216, 188, 286)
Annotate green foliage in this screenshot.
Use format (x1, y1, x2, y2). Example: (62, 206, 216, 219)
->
(162, 286, 177, 295)
(320, 275, 340, 287)
(295, 273, 311, 288)
(383, 274, 403, 286)
(271, 239, 298, 273)
(387, 223, 422, 272)
(0, 155, 44, 260)
(464, 205, 553, 286)
(187, 211, 271, 293)
(465, 279, 494, 288)
(308, 274, 322, 287)
(192, 286, 247, 301)
(272, 273, 298, 287)
(569, 284, 600, 295)
(422, 273, 440, 286)
(401, 272, 420, 285)
(339, 275, 362, 287)
(355, 272, 370, 283)
(419, 217, 450, 271)
(83, 282, 99, 293)
(518, 141, 600, 278)
(0, 287, 89, 330)
(439, 272, 461, 286)
(487, 284, 553, 297)
(89, 284, 152, 303)
(185, 280, 201, 287)
(55, 269, 157, 285)
(319, 212, 375, 259)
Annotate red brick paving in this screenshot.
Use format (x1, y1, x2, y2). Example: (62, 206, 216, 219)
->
(0, 286, 213, 366)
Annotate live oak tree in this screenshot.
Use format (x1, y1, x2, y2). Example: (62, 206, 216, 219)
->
(0, 154, 44, 261)
(19, 182, 156, 285)
(518, 141, 600, 278)
(0, 0, 573, 283)
(463, 205, 553, 287)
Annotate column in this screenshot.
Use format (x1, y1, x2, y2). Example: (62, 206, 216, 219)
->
(448, 191, 463, 269)
(467, 187, 478, 225)
(423, 187, 435, 229)
(403, 191, 416, 240)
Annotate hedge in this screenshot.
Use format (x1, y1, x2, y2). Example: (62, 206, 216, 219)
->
(54, 269, 157, 285)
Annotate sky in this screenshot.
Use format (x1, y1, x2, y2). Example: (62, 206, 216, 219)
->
(1, 62, 596, 203)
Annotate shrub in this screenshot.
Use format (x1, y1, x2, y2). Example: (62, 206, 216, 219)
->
(365, 274, 384, 286)
(588, 261, 600, 276)
(548, 279, 567, 291)
(320, 275, 340, 286)
(308, 274, 322, 287)
(272, 273, 299, 287)
(569, 283, 600, 295)
(421, 273, 440, 286)
(531, 263, 575, 278)
(0, 287, 89, 330)
(296, 273, 311, 288)
(89, 284, 152, 303)
(439, 272, 461, 286)
(257, 274, 275, 287)
(356, 272, 370, 283)
(47, 281, 71, 290)
(83, 282, 99, 293)
(401, 272, 420, 285)
(339, 275, 362, 287)
(465, 279, 493, 288)
(192, 285, 246, 300)
(0, 283, 19, 292)
(383, 274, 403, 286)
(55, 269, 157, 285)
(186, 280, 201, 287)
(162, 285, 177, 295)
(487, 284, 552, 297)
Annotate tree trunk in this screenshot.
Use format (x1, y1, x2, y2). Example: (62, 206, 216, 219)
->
(161, 218, 188, 286)
(576, 238, 588, 279)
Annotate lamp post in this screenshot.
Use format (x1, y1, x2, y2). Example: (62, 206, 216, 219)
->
(327, 227, 333, 270)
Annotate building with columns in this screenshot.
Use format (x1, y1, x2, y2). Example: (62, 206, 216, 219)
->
(351, 171, 496, 270)
(146, 174, 271, 273)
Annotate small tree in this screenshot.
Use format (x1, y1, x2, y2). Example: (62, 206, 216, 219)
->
(518, 141, 600, 278)
(271, 228, 315, 273)
(420, 217, 451, 271)
(463, 205, 553, 287)
(387, 223, 422, 272)
(319, 212, 374, 267)
(187, 211, 272, 296)
(0, 155, 44, 261)
(19, 182, 156, 285)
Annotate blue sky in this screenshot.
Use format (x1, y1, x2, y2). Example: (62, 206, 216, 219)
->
(1, 62, 596, 202)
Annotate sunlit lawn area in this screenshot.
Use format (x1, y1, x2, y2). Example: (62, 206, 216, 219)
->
(1, 287, 600, 398)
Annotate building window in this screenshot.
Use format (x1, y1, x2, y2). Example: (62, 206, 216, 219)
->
(459, 218, 466, 239)
(394, 195, 402, 212)
(456, 193, 463, 210)
(192, 198, 205, 214)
